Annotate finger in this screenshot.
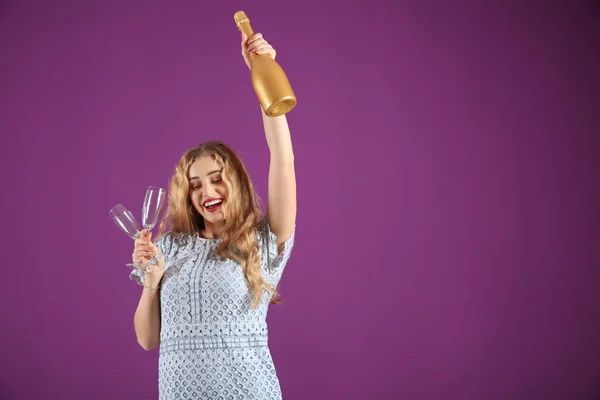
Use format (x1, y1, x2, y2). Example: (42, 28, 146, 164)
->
(247, 39, 267, 53)
(241, 32, 247, 51)
(134, 240, 154, 250)
(134, 249, 154, 260)
(253, 44, 273, 54)
(248, 32, 263, 44)
(135, 244, 155, 253)
(135, 237, 150, 246)
(149, 243, 159, 254)
(247, 36, 265, 46)
(141, 248, 154, 257)
(252, 42, 270, 51)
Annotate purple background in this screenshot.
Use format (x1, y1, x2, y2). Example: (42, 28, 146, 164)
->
(1, 1, 599, 399)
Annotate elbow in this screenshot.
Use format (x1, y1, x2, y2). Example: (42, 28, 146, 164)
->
(137, 337, 159, 351)
(270, 154, 295, 168)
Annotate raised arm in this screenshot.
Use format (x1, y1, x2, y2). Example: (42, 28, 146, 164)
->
(262, 109, 296, 245)
(242, 32, 297, 247)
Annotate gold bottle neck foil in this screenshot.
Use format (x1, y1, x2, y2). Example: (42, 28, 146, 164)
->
(234, 11, 250, 30)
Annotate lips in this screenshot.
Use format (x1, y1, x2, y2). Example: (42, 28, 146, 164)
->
(203, 198, 223, 213)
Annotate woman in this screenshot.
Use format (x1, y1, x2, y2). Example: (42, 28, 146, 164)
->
(129, 31, 296, 400)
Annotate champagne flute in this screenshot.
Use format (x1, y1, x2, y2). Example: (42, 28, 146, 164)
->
(142, 186, 166, 232)
(110, 204, 142, 239)
(109, 204, 144, 269)
(141, 186, 166, 267)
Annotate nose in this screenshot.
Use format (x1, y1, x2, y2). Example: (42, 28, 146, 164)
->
(203, 184, 217, 198)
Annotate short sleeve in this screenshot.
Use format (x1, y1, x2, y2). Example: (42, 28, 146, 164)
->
(128, 232, 175, 286)
(259, 216, 296, 279)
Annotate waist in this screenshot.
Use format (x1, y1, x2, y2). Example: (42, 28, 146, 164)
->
(160, 334, 268, 353)
(159, 321, 268, 353)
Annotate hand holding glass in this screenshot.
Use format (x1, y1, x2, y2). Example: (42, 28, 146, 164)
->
(110, 186, 166, 272)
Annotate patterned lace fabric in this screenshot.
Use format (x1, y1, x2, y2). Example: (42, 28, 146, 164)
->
(129, 218, 295, 400)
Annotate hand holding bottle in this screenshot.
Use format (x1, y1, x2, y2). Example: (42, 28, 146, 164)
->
(234, 11, 296, 116)
(241, 32, 276, 71)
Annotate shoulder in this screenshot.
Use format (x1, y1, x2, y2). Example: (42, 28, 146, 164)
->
(154, 231, 192, 252)
(257, 215, 295, 257)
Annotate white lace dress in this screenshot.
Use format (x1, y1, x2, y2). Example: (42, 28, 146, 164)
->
(130, 219, 295, 400)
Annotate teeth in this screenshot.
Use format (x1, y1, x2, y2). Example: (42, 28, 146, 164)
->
(204, 199, 222, 207)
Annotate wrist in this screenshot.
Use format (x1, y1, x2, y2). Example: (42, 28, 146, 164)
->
(143, 275, 163, 291)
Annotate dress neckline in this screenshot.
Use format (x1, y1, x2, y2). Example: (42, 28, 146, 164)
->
(192, 232, 222, 242)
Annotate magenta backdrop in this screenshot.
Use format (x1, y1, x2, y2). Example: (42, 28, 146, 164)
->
(1, 1, 599, 399)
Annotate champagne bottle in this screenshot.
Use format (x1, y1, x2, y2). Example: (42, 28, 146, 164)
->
(234, 11, 297, 117)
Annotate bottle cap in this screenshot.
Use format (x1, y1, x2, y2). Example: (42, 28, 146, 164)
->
(234, 11, 249, 30)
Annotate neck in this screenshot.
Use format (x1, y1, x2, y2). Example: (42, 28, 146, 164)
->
(201, 221, 224, 239)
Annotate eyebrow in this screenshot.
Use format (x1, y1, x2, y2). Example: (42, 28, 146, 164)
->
(189, 169, 222, 181)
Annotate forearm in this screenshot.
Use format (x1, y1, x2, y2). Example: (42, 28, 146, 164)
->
(262, 108, 294, 163)
(262, 107, 297, 242)
(134, 288, 161, 351)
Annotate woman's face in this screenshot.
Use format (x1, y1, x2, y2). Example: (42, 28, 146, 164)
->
(188, 155, 230, 226)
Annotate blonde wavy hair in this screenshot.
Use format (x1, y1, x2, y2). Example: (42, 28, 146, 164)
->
(158, 141, 279, 309)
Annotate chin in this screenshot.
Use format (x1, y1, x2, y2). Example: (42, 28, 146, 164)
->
(202, 211, 225, 224)
(205, 216, 224, 224)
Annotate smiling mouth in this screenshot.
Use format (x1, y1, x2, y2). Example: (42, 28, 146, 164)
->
(203, 199, 223, 212)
